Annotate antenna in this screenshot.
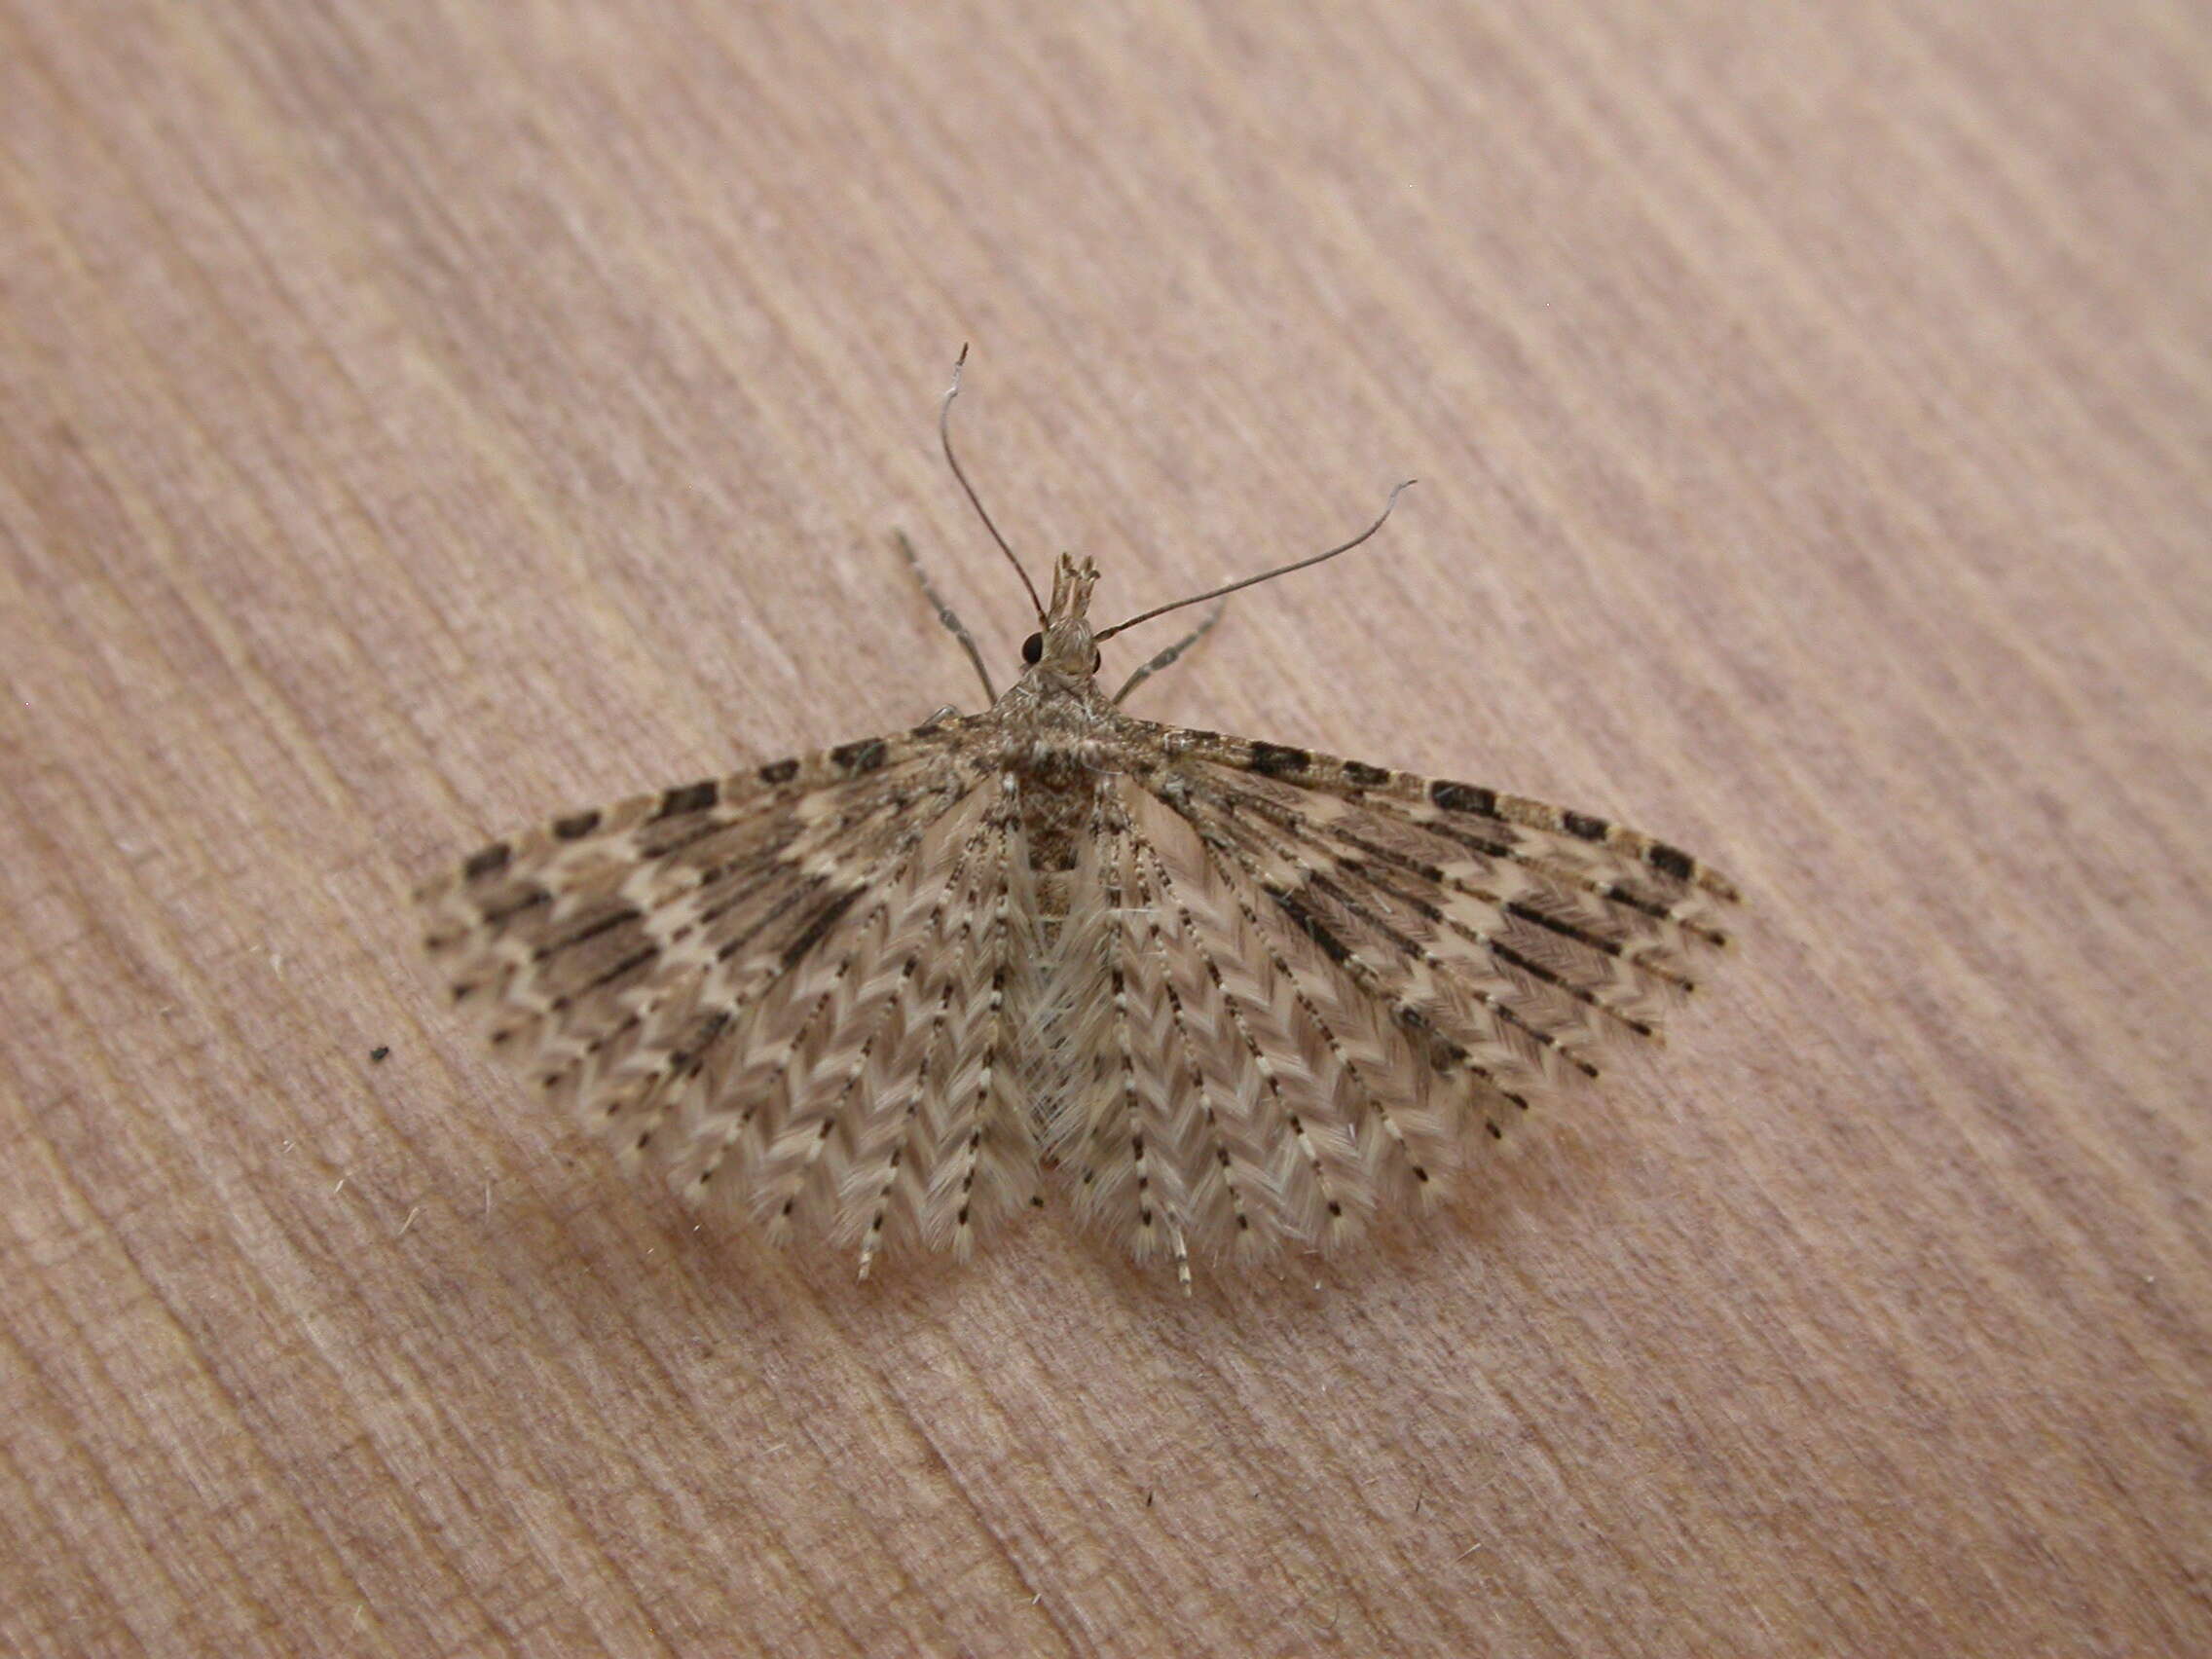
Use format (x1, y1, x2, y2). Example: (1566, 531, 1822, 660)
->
(939, 346, 1046, 620)
(1094, 479, 1417, 641)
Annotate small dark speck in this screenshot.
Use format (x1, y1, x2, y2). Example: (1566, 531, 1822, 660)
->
(830, 737, 889, 773)
(657, 780, 719, 818)
(1246, 741, 1310, 777)
(369, 1046, 390, 1063)
(461, 842, 511, 881)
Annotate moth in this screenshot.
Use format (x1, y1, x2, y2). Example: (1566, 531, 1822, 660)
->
(421, 352, 1739, 1286)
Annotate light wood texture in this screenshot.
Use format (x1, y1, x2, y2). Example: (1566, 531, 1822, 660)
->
(3, 4, 2206, 1654)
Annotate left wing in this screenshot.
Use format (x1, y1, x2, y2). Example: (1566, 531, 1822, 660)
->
(420, 726, 1045, 1267)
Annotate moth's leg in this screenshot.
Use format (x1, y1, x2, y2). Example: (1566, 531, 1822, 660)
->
(918, 704, 962, 728)
(1112, 600, 1226, 706)
(891, 529, 997, 704)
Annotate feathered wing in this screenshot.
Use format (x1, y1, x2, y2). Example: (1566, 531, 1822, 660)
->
(1040, 726, 1741, 1269)
(1040, 779, 1460, 1276)
(422, 709, 1740, 1280)
(419, 727, 1044, 1270)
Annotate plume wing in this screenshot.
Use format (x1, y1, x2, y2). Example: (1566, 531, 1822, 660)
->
(1042, 780, 1464, 1272)
(1173, 732, 1734, 1020)
(1041, 726, 1744, 1266)
(420, 728, 1039, 1265)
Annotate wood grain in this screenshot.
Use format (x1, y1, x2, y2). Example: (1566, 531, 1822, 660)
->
(2, 2, 2206, 1654)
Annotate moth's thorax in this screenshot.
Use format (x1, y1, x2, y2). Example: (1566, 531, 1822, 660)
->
(985, 550, 1132, 903)
(988, 659, 1124, 754)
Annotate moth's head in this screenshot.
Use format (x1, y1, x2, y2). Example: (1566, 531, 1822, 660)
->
(1020, 553, 1102, 680)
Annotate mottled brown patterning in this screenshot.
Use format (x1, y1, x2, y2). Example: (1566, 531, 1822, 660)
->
(420, 535, 1739, 1287)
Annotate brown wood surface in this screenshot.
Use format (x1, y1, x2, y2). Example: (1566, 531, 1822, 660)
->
(3, 3, 2207, 1654)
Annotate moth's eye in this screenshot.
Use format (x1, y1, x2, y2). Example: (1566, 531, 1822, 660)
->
(1090, 648, 1102, 673)
(1021, 633, 1044, 664)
